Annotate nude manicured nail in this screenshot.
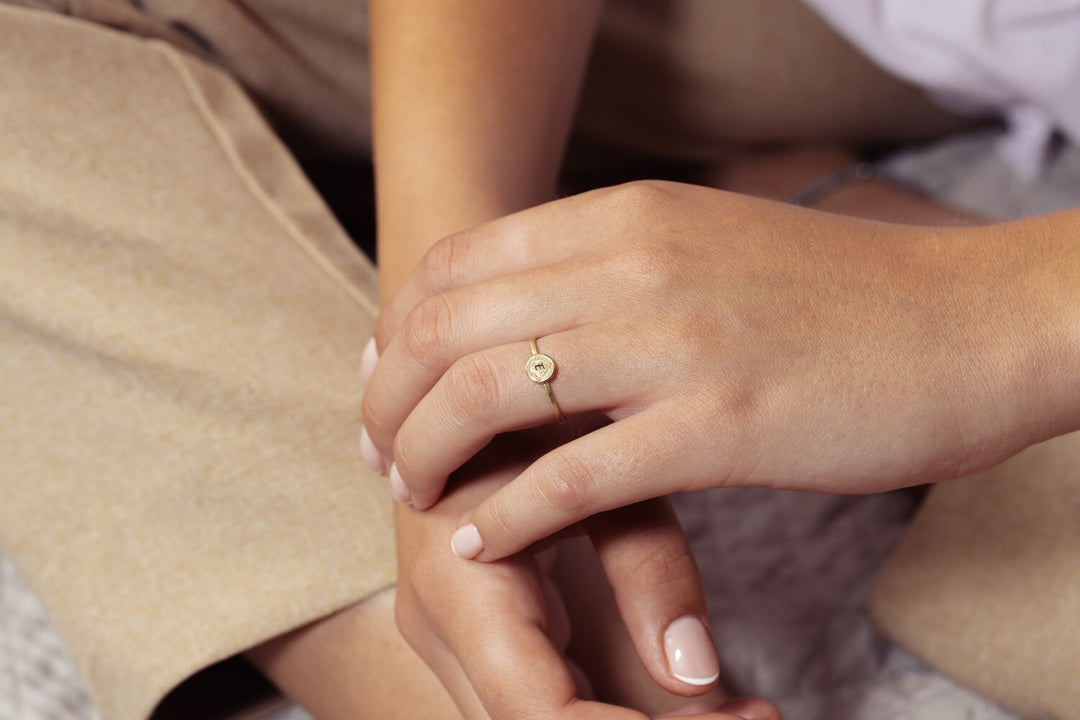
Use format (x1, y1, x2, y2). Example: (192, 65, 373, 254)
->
(361, 337, 379, 382)
(664, 616, 720, 686)
(389, 464, 412, 505)
(450, 523, 483, 559)
(360, 426, 385, 474)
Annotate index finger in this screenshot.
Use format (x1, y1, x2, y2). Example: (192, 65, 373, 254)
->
(374, 184, 606, 349)
(451, 407, 705, 562)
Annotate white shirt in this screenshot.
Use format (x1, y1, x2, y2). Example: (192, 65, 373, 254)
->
(803, 0, 1080, 179)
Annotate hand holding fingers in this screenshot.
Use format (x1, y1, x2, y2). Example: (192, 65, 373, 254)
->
(393, 451, 581, 720)
(362, 186, 651, 472)
(396, 434, 780, 720)
(363, 180, 749, 489)
(372, 181, 1037, 562)
(363, 262, 597, 489)
(427, 554, 770, 720)
(397, 446, 678, 720)
(364, 184, 738, 501)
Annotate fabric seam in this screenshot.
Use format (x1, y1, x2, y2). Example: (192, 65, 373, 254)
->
(150, 40, 379, 317)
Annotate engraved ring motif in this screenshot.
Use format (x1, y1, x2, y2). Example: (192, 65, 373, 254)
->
(526, 338, 565, 423)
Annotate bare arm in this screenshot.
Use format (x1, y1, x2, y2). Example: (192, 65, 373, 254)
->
(365, 182, 1080, 560)
(365, 4, 759, 719)
(370, 0, 602, 302)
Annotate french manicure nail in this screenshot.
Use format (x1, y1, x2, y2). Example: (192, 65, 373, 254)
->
(450, 523, 483, 559)
(361, 337, 379, 382)
(389, 463, 412, 505)
(664, 616, 720, 686)
(360, 426, 385, 474)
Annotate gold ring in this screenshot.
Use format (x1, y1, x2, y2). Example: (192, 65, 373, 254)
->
(526, 338, 565, 423)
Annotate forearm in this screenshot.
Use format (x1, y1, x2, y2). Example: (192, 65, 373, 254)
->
(370, 0, 602, 302)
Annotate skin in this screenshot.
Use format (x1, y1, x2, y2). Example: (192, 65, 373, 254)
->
(365, 183, 1080, 561)
(249, 428, 774, 719)
(391, 441, 737, 719)
(245, 145, 1017, 719)
(368, 0, 602, 300)
(262, 1, 1079, 717)
(362, 1, 761, 717)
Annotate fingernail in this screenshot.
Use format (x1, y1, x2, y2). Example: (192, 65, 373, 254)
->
(360, 426, 385, 474)
(361, 337, 379, 382)
(389, 463, 412, 505)
(664, 616, 720, 686)
(450, 523, 483, 559)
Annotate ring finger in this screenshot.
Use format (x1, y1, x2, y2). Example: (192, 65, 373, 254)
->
(391, 324, 649, 509)
(364, 258, 599, 466)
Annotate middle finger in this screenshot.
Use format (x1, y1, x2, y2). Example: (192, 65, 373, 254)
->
(391, 324, 650, 509)
(364, 254, 625, 471)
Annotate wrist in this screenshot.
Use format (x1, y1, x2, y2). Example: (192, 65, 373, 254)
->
(1020, 213, 1080, 440)
(956, 214, 1080, 453)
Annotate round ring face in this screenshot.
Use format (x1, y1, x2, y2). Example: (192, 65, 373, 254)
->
(526, 353, 556, 383)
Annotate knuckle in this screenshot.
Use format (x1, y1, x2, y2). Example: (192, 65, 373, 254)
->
(372, 312, 392, 350)
(626, 542, 699, 592)
(661, 306, 711, 364)
(445, 353, 504, 422)
(591, 187, 685, 286)
(360, 390, 392, 444)
(535, 453, 595, 517)
(709, 379, 760, 431)
(420, 232, 465, 294)
(483, 492, 516, 548)
(606, 179, 677, 217)
(402, 294, 456, 364)
(613, 240, 684, 293)
(390, 428, 415, 476)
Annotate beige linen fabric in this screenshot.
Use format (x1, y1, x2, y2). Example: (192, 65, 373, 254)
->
(6, 0, 372, 160)
(0, 6, 393, 720)
(870, 433, 1080, 720)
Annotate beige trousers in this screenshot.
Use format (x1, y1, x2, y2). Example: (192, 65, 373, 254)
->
(871, 438, 1080, 720)
(0, 6, 392, 720)
(1, 2, 1076, 720)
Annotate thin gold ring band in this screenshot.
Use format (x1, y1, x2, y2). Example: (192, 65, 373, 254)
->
(526, 338, 565, 423)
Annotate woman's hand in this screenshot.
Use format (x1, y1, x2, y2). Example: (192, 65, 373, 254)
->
(364, 181, 1068, 560)
(393, 433, 780, 719)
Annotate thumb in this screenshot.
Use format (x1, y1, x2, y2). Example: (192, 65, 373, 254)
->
(586, 499, 720, 694)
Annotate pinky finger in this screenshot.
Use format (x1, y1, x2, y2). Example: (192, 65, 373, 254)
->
(451, 408, 691, 562)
